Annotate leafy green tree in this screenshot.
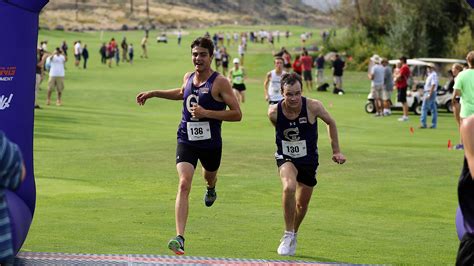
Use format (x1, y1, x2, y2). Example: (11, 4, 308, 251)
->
(336, 0, 472, 57)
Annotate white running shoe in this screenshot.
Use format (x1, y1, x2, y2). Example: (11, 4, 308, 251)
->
(277, 231, 295, 256)
(289, 232, 297, 255)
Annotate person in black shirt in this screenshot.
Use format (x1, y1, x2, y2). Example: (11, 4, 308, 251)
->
(82, 44, 89, 69)
(99, 43, 106, 64)
(332, 54, 345, 94)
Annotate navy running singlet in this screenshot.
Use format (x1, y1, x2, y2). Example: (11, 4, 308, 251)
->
(275, 97, 318, 165)
(177, 72, 226, 148)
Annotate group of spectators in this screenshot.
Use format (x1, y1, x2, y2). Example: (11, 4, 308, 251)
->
(99, 37, 135, 67)
(274, 48, 346, 94)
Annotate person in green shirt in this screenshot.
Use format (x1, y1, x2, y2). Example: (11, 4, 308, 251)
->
(228, 58, 246, 103)
(453, 51, 474, 119)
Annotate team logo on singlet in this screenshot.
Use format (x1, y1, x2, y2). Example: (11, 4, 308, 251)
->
(185, 94, 199, 113)
(283, 127, 300, 141)
(299, 117, 307, 124)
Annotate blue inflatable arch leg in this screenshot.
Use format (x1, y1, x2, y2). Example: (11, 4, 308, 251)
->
(0, 0, 49, 255)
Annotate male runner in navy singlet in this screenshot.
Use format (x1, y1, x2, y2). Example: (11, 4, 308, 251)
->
(268, 73, 346, 256)
(136, 37, 242, 255)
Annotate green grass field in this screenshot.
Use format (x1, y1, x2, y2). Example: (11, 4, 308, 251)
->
(25, 25, 464, 264)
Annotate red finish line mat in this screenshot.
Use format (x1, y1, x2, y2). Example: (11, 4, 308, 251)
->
(15, 252, 347, 265)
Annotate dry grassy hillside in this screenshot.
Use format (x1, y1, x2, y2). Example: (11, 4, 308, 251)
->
(40, 0, 333, 31)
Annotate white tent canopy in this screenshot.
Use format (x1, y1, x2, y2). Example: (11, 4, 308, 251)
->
(388, 59, 431, 66)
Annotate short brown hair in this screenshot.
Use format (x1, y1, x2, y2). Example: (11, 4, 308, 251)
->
(466, 51, 474, 67)
(191, 37, 214, 57)
(280, 73, 303, 93)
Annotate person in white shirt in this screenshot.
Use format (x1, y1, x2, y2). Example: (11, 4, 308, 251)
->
(74, 41, 82, 68)
(420, 63, 439, 128)
(368, 55, 385, 117)
(47, 47, 67, 106)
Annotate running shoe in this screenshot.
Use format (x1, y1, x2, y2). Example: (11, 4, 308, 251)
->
(277, 231, 295, 256)
(168, 235, 185, 255)
(204, 187, 217, 207)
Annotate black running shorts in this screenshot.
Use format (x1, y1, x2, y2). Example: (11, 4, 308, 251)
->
(176, 142, 222, 172)
(276, 159, 318, 187)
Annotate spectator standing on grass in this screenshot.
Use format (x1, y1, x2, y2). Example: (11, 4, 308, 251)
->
(141, 36, 148, 59)
(332, 53, 345, 94)
(315, 54, 325, 86)
(61, 40, 68, 57)
(82, 44, 89, 69)
(128, 43, 134, 65)
(115, 46, 120, 66)
(395, 56, 411, 122)
(368, 55, 385, 117)
(121, 37, 129, 62)
(47, 47, 66, 106)
(99, 43, 107, 64)
(74, 40, 82, 68)
(381, 58, 393, 116)
(292, 55, 302, 76)
(107, 42, 114, 68)
(177, 30, 182, 46)
(419, 63, 438, 129)
(300, 51, 313, 92)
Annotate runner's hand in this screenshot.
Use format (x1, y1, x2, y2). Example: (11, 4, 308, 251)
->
(190, 104, 207, 119)
(136, 92, 149, 105)
(332, 152, 346, 164)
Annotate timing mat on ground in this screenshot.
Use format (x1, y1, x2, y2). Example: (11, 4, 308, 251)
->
(15, 252, 344, 265)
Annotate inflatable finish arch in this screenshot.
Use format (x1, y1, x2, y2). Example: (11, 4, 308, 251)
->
(0, 0, 49, 254)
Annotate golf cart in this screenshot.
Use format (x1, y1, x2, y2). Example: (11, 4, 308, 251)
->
(156, 33, 168, 43)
